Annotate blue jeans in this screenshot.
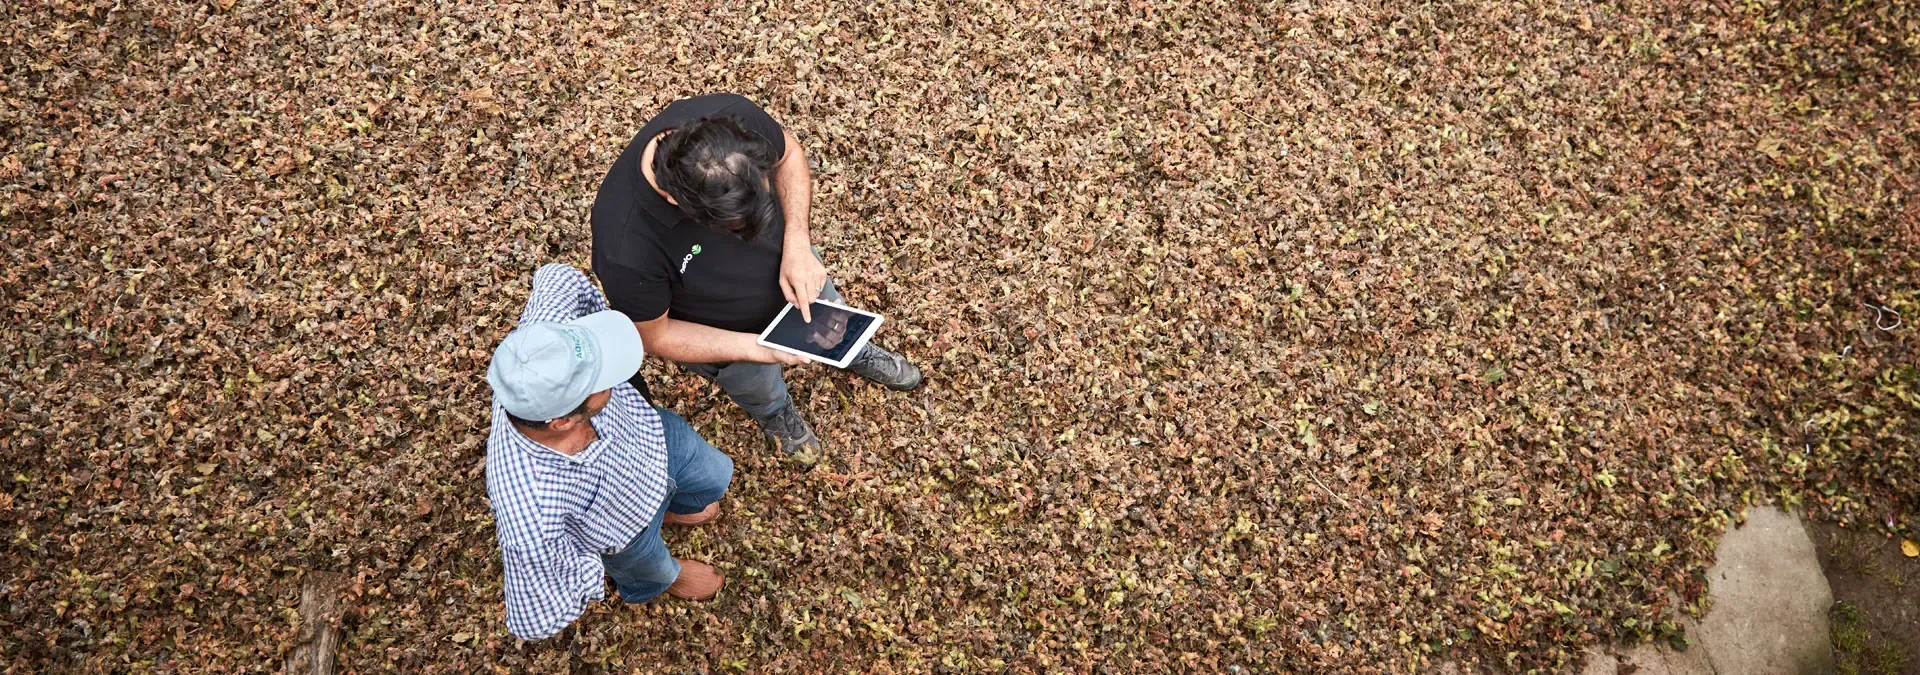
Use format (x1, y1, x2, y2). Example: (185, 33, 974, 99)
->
(600, 406, 734, 603)
(679, 278, 843, 421)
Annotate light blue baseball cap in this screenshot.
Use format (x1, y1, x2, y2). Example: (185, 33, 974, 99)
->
(486, 310, 644, 422)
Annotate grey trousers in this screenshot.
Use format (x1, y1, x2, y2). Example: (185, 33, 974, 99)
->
(678, 279, 843, 421)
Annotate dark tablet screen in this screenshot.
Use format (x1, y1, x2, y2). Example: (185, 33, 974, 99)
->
(762, 302, 878, 363)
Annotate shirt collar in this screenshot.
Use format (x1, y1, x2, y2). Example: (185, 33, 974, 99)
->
(496, 404, 604, 465)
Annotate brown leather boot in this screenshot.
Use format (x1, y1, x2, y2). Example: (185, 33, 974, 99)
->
(664, 502, 719, 526)
(666, 559, 724, 600)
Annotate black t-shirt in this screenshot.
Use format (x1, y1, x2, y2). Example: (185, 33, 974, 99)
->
(591, 94, 791, 336)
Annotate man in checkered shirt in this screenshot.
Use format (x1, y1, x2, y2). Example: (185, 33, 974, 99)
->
(485, 264, 734, 640)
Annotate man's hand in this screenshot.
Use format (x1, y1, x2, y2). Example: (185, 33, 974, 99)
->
(754, 344, 811, 366)
(778, 246, 829, 323)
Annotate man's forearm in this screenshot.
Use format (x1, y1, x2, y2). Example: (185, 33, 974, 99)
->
(638, 317, 767, 364)
(774, 137, 813, 251)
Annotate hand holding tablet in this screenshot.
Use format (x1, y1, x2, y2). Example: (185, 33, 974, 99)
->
(756, 300, 884, 368)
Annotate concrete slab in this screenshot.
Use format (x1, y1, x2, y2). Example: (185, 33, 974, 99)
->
(1581, 620, 1714, 675)
(1694, 506, 1835, 675)
(1580, 506, 1835, 675)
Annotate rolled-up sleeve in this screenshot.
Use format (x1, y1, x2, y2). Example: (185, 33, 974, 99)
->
(500, 537, 607, 641)
(519, 264, 612, 325)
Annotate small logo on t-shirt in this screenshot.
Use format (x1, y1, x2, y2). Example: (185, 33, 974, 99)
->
(679, 245, 702, 273)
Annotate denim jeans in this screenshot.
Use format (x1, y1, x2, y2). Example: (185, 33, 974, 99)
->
(678, 279, 843, 421)
(599, 405, 734, 603)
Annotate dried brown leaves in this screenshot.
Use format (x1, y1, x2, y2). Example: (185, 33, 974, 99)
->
(1, 0, 1915, 672)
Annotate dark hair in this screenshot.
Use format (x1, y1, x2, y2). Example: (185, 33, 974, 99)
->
(651, 116, 781, 241)
(506, 399, 593, 430)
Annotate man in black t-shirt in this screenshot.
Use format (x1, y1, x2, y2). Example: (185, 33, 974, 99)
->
(591, 94, 922, 460)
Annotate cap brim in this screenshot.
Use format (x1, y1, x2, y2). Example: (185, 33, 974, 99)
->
(570, 310, 644, 394)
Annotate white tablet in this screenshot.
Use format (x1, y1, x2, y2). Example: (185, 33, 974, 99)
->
(755, 299, 884, 368)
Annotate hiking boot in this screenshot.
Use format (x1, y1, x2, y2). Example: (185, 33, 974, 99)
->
(666, 559, 724, 600)
(755, 404, 823, 463)
(847, 344, 923, 391)
(664, 502, 719, 526)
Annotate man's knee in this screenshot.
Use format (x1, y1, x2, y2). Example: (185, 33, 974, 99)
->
(682, 442, 734, 496)
(605, 532, 678, 585)
(714, 362, 787, 400)
(679, 362, 722, 381)
(709, 450, 735, 487)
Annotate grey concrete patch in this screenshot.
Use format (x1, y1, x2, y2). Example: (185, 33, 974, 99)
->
(1694, 506, 1835, 674)
(1581, 506, 1835, 675)
(1581, 614, 1712, 675)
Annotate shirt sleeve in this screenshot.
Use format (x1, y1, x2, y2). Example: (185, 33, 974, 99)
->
(519, 264, 610, 325)
(499, 538, 607, 640)
(714, 95, 788, 160)
(594, 255, 672, 323)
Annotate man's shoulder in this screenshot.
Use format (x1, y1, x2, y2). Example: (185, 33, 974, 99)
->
(607, 384, 660, 427)
(484, 417, 556, 544)
(531, 263, 591, 290)
(484, 422, 535, 491)
(615, 94, 757, 160)
(591, 165, 662, 232)
(658, 93, 758, 121)
(592, 129, 679, 244)
(590, 191, 673, 271)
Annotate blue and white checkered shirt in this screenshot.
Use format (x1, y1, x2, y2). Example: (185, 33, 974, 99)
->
(485, 264, 671, 640)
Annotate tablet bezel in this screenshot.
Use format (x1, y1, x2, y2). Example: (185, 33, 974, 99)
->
(754, 299, 885, 368)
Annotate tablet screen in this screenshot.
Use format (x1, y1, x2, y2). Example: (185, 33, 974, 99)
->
(762, 302, 878, 364)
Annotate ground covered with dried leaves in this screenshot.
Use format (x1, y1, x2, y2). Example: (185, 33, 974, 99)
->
(3, 0, 1916, 672)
